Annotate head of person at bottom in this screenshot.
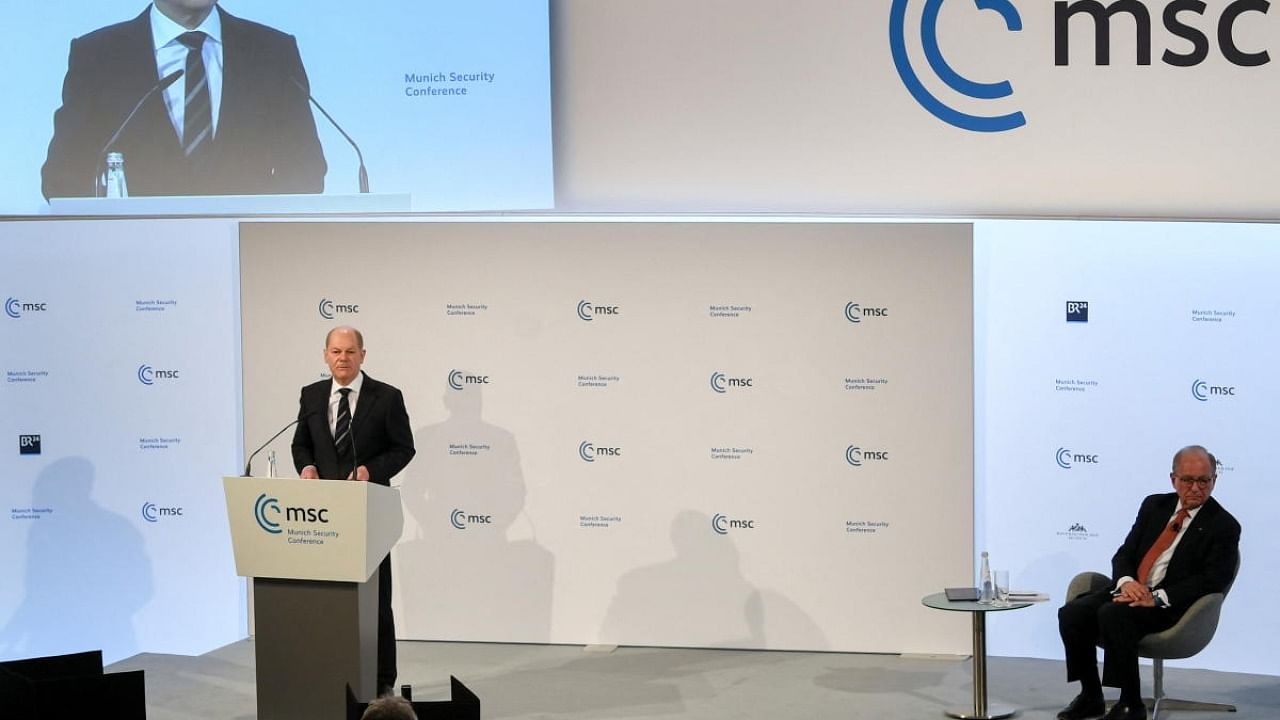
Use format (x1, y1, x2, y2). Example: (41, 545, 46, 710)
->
(361, 695, 417, 720)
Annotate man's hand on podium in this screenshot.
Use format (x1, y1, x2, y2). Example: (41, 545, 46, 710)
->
(300, 465, 319, 480)
(349, 465, 370, 482)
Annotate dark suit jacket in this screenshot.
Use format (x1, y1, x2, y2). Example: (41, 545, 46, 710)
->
(42, 6, 326, 199)
(1111, 493, 1240, 610)
(291, 373, 415, 486)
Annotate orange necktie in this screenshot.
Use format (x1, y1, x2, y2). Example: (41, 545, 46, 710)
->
(1136, 508, 1190, 586)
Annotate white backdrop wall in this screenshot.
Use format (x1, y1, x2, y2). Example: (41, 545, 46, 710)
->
(238, 219, 975, 654)
(551, 0, 1280, 218)
(975, 219, 1280, 676)
(0, 219, 246, 664)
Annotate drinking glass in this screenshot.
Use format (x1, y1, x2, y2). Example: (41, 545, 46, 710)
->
(994, 570, 1011, 607)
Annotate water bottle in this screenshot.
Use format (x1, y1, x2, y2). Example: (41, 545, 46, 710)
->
(979, 551, 993, 604)
(104, 152, 129, 198)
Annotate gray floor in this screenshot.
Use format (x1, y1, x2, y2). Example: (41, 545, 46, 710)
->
(107, 640, 1279, 719)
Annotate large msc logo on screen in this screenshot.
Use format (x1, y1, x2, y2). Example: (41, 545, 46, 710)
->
(889, 0, 1027, 133)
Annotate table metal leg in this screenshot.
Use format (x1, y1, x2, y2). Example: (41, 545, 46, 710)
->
(944, 612, 1017, 719)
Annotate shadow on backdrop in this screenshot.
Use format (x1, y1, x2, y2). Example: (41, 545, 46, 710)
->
(0, 457, 153, 663)
(396, 382, 554, 643)
(601, 510, 827, 651)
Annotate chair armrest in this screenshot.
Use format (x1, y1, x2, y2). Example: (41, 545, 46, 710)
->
(1066, 571, 1111, 602)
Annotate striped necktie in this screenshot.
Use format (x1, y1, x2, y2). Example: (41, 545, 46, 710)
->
(334, 388, 353, 475)
(177, 31, 213, 159)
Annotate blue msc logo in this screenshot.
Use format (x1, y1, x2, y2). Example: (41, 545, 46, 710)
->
(889, 0, 1027, 132)
(1192, 379, 1235, 401)
(255, 493, 282, 534)
(5, 297, 46, 319)
(142, 502, 183, 523)
(1057, 447, 1099, 469)
(137, 364, 180, 385)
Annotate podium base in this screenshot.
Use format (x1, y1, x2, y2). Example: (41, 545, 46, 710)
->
(254, 576, 378, 720)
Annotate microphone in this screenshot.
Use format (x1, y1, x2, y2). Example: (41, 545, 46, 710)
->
(94, 69, 185, 196)
(289, 75, 369, 193)
(243, 411, 314, 477)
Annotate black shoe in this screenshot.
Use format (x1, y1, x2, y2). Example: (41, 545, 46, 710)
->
(1100, 701, 1147, 720)
(1057, 693, 1106, 720)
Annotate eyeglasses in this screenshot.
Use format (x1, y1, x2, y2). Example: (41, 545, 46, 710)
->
(1174, 475, 1215, 488)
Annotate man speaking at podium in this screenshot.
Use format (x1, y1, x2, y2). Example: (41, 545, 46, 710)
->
(293, 326, 415, 696)
(41, 0, 326, 199)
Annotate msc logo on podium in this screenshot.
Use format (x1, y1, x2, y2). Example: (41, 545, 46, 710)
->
(889, 0, 1026, 133)
(255, 493, 331, 534)
(255, 494, 283, 534)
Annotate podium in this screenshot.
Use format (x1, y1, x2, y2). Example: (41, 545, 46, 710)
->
(223, 476, 403, 720)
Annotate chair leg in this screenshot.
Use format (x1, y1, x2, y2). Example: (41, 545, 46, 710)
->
(1155, 698, 1238, 716)
(1147, 659, 1237, 720)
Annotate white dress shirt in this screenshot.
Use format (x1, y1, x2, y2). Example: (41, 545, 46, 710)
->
(328, 372, 365, 437)
(150, 4, 224, 143)
(1115, 502, 1201, 608)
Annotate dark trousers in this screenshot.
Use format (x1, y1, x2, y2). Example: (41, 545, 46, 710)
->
(378, 555, 396, 689)
(1058, 589, 1179, 694)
